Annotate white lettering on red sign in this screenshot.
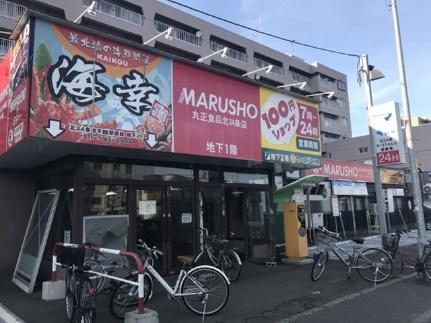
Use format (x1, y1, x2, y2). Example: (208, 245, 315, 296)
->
(178, 87, 258, 120)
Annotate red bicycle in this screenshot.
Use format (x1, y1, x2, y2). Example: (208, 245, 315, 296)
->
(382, 230, 431, 278)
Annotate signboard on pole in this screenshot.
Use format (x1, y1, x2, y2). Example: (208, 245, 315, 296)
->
(368, 102, 406, 166)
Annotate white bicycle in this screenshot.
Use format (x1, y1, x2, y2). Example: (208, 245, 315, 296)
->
(110, 240, 230, 319)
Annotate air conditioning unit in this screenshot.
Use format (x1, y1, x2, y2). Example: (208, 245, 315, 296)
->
(306, 213, 324, 228)
(423, 183, 431, 194)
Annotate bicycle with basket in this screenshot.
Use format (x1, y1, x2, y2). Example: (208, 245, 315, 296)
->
(57, 244, 97, 323)
(311, 226, 393, 284)
(382, 229, 431, 278)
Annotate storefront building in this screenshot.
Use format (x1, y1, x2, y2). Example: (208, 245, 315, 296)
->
(0, 13, 322, 276)
(307, 159, 409, 237)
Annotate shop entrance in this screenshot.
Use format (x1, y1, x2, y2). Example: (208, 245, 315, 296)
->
(225, 188, 271, 260)
(134, 185, 193, 274)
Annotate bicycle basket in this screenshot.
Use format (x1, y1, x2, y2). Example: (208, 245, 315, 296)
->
(382, 234, 399, 252)
(315, 233, 338, 252)
(57, 246, 85, 267)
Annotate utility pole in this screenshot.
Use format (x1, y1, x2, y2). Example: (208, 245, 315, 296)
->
(389, 0, 426, 252)
(359, 54, 388, 235)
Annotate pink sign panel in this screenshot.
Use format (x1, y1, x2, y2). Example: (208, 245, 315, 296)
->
(307, 159, 374, 182)
(173, 61, 261, 161)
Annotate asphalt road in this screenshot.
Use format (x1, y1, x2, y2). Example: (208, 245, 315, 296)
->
(1, 232, 431, 323)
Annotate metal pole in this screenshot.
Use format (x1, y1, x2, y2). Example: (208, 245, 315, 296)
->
(389, 0, 426, 253)
(359, 54, 388, 234)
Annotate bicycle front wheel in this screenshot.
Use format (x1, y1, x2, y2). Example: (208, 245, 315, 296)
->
(220, 251, 241, 282)
(355, 248, 392, 283)
(65, 269, 75, 323)
(181, 266, 229, 315)
(391, 253, 404, 277)
(422, 253, 431, 280)
(311, 252, 328, 281)
(80, 277, 96, 323)
(83, 259, 106, 294)
(109, 274, 153, 319)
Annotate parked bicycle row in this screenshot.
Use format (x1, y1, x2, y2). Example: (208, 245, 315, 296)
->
(55, 227, 242, 323)
(54, 226, 431, 323)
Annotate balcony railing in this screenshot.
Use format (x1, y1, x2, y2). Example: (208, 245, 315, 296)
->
(290, 71, 310, 84)
(319, 77, 337, 91)
(253, 57, 284, 76)
(0, 0, 25, 20)
(154, 20, 202, 47)
(82, 0, 144, 26)
(210, 41, 247, 63)
(0, 38, 12, 58)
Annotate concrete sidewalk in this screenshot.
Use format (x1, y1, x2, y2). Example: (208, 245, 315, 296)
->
(0, 231, 427, 323)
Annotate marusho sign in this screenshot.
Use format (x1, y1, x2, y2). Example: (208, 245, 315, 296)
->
(307, 159, 374, 182)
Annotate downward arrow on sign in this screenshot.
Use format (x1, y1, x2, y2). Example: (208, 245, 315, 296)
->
(44, 119, 65, 139)
(145, 133, 158, 148)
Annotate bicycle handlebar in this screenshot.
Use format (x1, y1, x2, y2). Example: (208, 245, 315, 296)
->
(317, 226, 341, 238)
(136, 239, 164, 259)
(197, 227, 209, 235)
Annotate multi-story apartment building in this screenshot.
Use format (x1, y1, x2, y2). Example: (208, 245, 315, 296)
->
(0, 0, 353, 278)
(0, 0, 352, 144)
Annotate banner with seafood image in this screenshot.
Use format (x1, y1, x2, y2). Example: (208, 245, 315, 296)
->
(30, 19, 173, 152)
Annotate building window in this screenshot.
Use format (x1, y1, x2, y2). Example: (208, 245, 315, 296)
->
(224, 172, 269, 184)
(358, 147, 368, 153)
(337, 79, 347, 91)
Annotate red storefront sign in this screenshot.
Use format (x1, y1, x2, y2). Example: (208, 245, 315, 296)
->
(172, 61, 261, 160)
(307, 159, 374, 182)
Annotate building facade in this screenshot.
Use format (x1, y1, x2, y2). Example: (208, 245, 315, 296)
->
(0, 0, 352, 144)
(0, 0, 353, 280)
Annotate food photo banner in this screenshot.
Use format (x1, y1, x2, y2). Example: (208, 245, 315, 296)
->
(30, 19, 173, 151)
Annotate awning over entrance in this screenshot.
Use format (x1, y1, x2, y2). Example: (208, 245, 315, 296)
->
(273, 175, 327, 203)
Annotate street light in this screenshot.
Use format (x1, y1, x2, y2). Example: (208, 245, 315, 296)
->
(389, 0, 426, 251)
(73, 1, 97, 23)
(197, 47, 228, 63)
(242, 65, 273, 78)
(277, 82, 308, 90)
(358, 54, 388, 235)
(144, 27, 173, 45)
(306, 91, 335, 99)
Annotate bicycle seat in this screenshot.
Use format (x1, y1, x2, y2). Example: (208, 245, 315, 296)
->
(352, 238, 364, 245)
(177, 256, 194, 265)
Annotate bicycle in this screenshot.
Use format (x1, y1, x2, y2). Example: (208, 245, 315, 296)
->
(83, 247, 149, 297)
(194, 228, 242, 282)
(110, 240, 230, 320)
(311, 227, 393, 284)
(383, 230, 431, 278)
(58, 245, 97, 323)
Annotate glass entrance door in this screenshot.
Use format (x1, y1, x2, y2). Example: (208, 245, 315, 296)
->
(135, 187, 165, 272)
(167, 186, 193, 272)
(225, 188, 271, 260)
(247, 190, 271, 260)
(199, 189, 224, 238)
(135, 186, 194, 274)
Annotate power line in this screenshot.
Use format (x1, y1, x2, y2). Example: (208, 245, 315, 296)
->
(165, 0, 360, 58)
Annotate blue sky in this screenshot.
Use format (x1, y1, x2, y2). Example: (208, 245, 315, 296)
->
(160, 0, 431, 137)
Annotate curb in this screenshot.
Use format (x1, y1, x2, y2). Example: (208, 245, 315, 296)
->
(0, 303, 24, 323)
